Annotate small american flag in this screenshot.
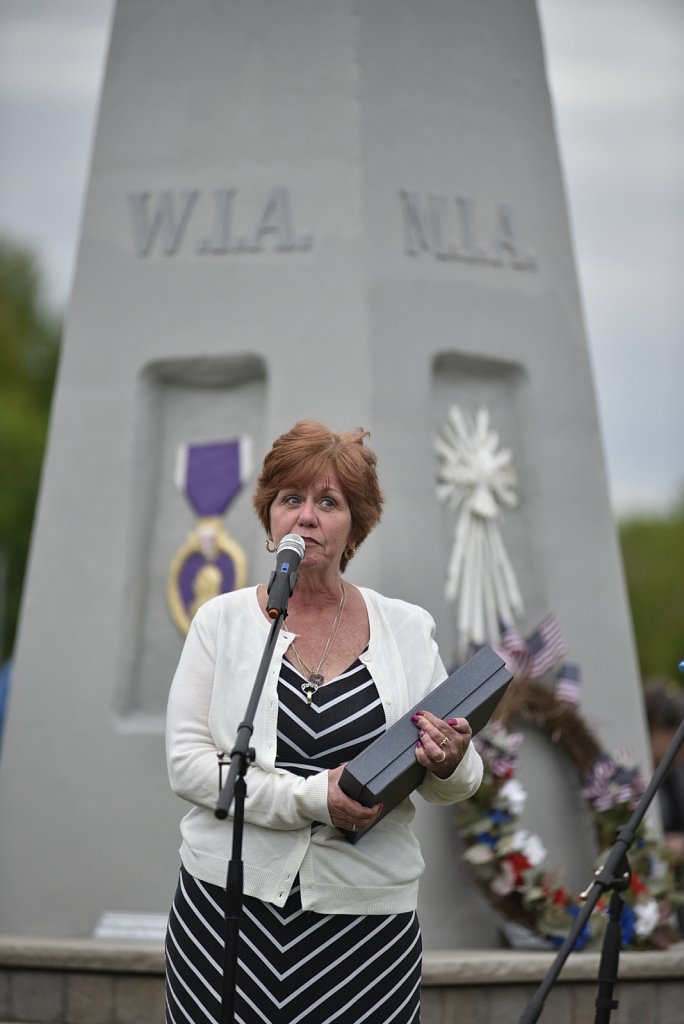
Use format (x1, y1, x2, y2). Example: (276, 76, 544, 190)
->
(494, 614, 566, 679)
(555, 662, 581, 705)
(491, 621, 528, 673)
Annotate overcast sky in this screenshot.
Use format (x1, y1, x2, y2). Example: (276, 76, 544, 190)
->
(1, 0, 682, 517)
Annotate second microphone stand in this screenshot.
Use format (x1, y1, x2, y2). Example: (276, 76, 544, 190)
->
(517, 711, 684, 1023)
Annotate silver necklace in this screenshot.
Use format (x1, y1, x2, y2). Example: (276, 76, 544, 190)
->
(290, 583, 346, 704)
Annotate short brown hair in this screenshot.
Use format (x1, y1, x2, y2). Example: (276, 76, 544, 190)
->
(253, 420, 383, 571)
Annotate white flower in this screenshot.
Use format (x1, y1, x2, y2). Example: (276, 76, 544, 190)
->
(512, 829, 547, 867)
(491, 860, 516, 897)
(634, 899, 660, 937)
(498, 778, 527, 815)
(463, 843, 495, 866)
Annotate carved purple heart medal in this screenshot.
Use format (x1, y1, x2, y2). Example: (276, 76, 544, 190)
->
(167, 438, 251, 634)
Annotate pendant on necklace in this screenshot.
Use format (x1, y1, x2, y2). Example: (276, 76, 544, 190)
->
(301, 674, 323, 704)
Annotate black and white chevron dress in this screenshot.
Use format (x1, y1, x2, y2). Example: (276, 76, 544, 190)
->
(165, 657, 423, 1024)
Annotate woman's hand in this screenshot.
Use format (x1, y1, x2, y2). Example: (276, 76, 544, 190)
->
(413, 710, 472, 779)
(326, 764, 384, 833)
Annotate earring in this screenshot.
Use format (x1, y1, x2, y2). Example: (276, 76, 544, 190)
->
(265, 537, 276, 553)
(346, 546, 356, 561)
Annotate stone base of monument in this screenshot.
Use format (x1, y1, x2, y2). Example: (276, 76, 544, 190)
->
(0, 935, 682, 1024)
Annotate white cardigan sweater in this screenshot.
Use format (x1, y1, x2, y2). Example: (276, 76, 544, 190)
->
(166, 585, 483, 914)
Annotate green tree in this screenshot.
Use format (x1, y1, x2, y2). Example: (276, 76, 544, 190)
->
(0, 239, 61, 662)
(619, 502, 684, 684)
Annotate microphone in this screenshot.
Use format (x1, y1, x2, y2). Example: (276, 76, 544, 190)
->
(266, 533, 305, 619)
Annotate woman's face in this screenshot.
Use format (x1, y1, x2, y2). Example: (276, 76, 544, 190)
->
(269, 467, 354, 576)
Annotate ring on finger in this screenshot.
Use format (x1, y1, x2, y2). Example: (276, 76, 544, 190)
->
(434, 750, 447, 764)
(440, 736, 449, 748)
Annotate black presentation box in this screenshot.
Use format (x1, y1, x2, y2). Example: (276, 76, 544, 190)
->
(338, 645, 512, 842)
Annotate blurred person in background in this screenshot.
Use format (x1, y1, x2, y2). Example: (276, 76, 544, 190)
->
(645, 681, 684, 933)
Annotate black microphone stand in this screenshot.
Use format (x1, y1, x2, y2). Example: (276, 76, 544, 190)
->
(517, 711, 684, 1024)
(213, 565, 298, 1024)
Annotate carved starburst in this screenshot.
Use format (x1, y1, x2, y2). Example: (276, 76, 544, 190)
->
(435, 406, 524, 655)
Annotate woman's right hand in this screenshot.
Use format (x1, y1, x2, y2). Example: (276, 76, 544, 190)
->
(326, 764, 384, 833)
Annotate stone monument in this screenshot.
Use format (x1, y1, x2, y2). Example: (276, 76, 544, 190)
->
(0, 0, 648, 950)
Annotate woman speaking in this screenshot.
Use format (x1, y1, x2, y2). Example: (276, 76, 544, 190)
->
(165, 419, 483, 1024)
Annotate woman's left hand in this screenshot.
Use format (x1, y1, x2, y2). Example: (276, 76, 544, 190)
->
(413, 710, 472, 779)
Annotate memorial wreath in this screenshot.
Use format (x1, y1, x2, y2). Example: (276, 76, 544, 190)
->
(455, 678, 682, 950)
